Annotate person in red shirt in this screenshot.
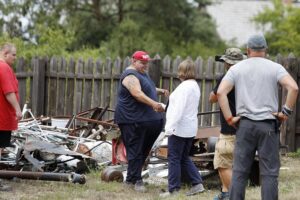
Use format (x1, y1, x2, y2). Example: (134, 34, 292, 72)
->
(0, 43, 22, 191)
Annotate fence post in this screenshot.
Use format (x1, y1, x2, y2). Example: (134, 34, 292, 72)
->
(149, 57, 161, 87)
(16, 58, 27, 109)
(161, 55, 171, 104)
(284, 53, 298, 151)
(65, 58, 76, 116)
(202, 57, 214, 127)
(82, 58, 94, 111)
(31, 57, 46, 116)
(195, 56, 204, 126)
(275, 54, 287, 147)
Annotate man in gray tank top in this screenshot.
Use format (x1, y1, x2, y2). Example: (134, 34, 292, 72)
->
(217, 34, 298, 200)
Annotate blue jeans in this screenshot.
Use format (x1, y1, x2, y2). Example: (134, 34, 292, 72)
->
(168, 134, 203, 192)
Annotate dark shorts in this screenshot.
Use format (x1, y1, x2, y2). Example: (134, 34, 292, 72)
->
(0, 131, 12, 148)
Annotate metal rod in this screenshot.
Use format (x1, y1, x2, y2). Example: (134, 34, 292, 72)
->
(75, 116, 118, 128)
(0, 171, 86, 184)
(197, 110, 220, 116)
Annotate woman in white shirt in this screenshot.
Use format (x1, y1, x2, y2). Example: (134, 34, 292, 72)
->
(161, 59, 205, 197)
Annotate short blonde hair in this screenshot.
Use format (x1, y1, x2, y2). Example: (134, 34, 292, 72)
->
(0, 43, 16, 52)
(177, 59, 196, 80)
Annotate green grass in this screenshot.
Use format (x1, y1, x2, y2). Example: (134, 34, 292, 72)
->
(287, 148, 300, 158)
(1, 156, 300, 200)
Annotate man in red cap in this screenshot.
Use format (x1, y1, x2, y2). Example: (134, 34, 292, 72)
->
(115, 50, 169, 192)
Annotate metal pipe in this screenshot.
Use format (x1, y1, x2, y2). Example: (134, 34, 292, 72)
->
(0, 171, 86, 184)
(197, 110, 220, 116)
(75, 116, 118, 128)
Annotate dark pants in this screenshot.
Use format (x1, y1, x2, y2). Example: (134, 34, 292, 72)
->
(168, 134, 203, 192)
(119, 120, 163, 184)
(230, 118, 280, 200)
(0, 131, 12, 148)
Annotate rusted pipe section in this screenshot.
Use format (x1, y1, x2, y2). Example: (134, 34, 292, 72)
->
(75, 116, 118, 128)
(0, 171, 86, 184)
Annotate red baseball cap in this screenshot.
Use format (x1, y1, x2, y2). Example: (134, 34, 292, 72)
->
(132, 51, 151, 62)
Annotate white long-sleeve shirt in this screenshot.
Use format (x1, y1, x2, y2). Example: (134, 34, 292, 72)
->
(165, 79, 200, 138)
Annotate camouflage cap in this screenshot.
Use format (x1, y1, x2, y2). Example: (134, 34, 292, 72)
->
(219, 48, 246, 65)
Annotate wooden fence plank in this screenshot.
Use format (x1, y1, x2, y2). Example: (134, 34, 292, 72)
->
(92, 58, 103, 108)
(122, 57, 131, 71)
(275, 54, 286, 146)
(202, 57, 214, 127)
(65, 58, 76, 115)
(43, 57, 50, 117)
(111, 57, 122, 110)
(295, 57, 300, 150)
(102, 58, 112, 120)
(172, 56, 181, 91)
(74, 58, 84, 114)
(161, 55, 171, 104)
(284, 54, 298, 151)
(148, 56, 161, 87)
(32, 58, 46, 116)
(82, 58, 94, 111)
(194, 57, 203, 125)
(212, 61, 225, 126)
(47, 57, 58, 116)
(15, 58, 27, 109)
(275, 54, 284, 110)
(195, 56, 204, 126)
(29, 64, 33, 110)
(44, 57, 50, 116)
(56, 58, 67, 116)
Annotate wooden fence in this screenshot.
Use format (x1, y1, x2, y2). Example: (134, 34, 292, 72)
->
(14, 54, 300, 151)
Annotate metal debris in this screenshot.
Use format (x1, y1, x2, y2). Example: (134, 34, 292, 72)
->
(0, 105, 119, 185)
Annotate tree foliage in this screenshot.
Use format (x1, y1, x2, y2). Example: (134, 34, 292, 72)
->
(254, 0, 300, 56)
(0, 0, 225, 59)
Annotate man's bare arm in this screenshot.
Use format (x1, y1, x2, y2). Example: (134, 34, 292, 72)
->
(5, 92, 22, 120)
(217, 80, 240, 126)
(122, 75, 164, 112)
(273, 74, 299, 121)
(279, 74, 298, 109)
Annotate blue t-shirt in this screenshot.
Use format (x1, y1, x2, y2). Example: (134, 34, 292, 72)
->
(115, 69, 162, 124)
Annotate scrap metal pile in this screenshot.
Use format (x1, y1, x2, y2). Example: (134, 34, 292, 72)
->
(101, 123, 221, 185)
(0, 105, 120, 184)
(0, 106, 226, 186)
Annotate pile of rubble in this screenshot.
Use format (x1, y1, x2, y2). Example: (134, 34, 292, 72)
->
(0, 105, 119, 184)
(1, 105, 221, 186)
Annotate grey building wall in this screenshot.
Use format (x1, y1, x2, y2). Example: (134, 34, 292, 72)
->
(206, 0, 273, 46)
